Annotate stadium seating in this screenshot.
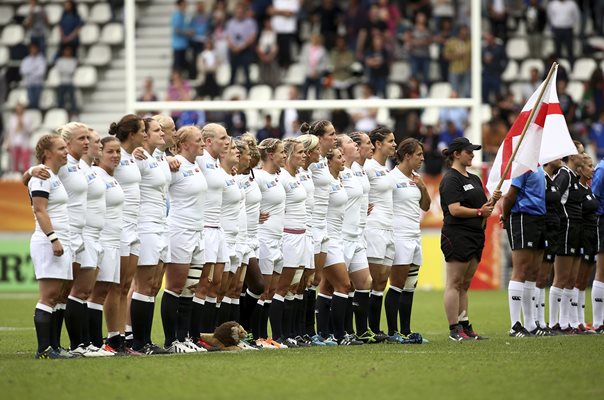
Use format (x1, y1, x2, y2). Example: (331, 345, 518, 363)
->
(571, 58, 598, 81)
(74, 66, 98, 88)
(249, 85, 273, 102)
(0, 24, 25, 46)
(84, 44, 112, 67)
(0, 45, 8, 67)
(100, 23, 124, 46)
(0, 5, 14, 26)
(88, 3, 112, 25)
(566, 81, 585, 103)
(80, 24, 101, 46)
(222, 85, 247, 101)
(42, 108, 68, 130)
(506, 37, 530, 60)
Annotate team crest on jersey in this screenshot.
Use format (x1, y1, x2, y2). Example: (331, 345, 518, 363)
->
(330, 183, 342, 192)
(182, 170, 194, 177)
(353, 171, 365, 177)
(396, 183, 407, 188)
(86, 172, 97, 183)
(120, 160, 130, 166)
(51, 180, 62, 189)
(225, 179, 236, 187)
(105, 181, 117, 189)
(206, 163, 216, 169)
(67, 166, 78, 172)
(266, 181, 278, 189)
(375, 170, 387, 177)
(342, 172, 353, 180)
(288, 181, 300, 190)
(587, 195, 593, 200)
(463, 184, 474, 191)
(299, 173, 310, 181)
(149, 161, 159, 169)
(240, 180, 251, 189)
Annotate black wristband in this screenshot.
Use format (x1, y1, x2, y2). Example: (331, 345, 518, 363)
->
(46, 231, 55, 237)
(50, 238, 58, 243)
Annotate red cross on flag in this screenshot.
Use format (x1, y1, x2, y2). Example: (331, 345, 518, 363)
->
(486, 64, 577, 194)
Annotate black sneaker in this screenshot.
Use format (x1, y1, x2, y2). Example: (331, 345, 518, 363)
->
(35, 346, 76, 359)
(294, 335, 311, 347)
(595, 325, 604, 334)
(373, 331, 389, 343)
(463, 324, 489, 340)
(448, 325, 471, 341)
(509, 321, 532, 337)
(338, 333, 363, 346)
(140, 343, 170, 355)
(530, 326, 553, 336)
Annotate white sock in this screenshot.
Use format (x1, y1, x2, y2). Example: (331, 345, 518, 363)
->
(577, 289, 586, 325)
(522, 281, 537, 331)
(508, 280, 524, 329)
(559, 288, 572, 329)
(537, 287, 546, 327)
(569, 288, 579, 328)
(549, 286, 563, 327)
(592, 280, 604, 328)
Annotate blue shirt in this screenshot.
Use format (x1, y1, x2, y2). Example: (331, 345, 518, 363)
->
(589, 122, 604, 159)
(511, 167, 546, 215)
(171, 11, 189, 50)
(189, 13, 208, 41)
(592, 159, 604, 215)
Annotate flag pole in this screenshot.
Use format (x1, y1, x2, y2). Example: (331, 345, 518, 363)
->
(493, 62, 558, 194)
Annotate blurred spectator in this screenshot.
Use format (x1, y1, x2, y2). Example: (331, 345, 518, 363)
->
(5, 103, 33, 173)
(178, 109, 206, 128)
(443, 25, 471, 98)
(301, 33, 328, 100)
(547, 0, 580, 66)
(577, 0, 603, 49)
(438, 120, 463, 150)
(525, 0, 547, 59)
(351, 83, 379, 132)
(211, 9, 229, 65)
(58, 0, 82, 59)
(224, 96, 247, 136)
(418, 125, 444, 176)
(365, 34, 391, 98)
(256, 18, 280, 88)
(189, 1, 209, 79)
(55, 46, 78, 117)
(343, 0, 367, 50)
(487, 0, 508, 42)
(137, 77, 159, 117)
(251, 0, 272, 29)
(356, 4, 389, 60)
(406, 12, 433, 86)
(589, 111, 604, 160)
(482, 32, 507, 104)
(166, 70, 192, 125)
(406, 0, 432, 20)
(330, 35, 356, 99)
(376, 0, 401, 38)
(438, 91, 469, 131)
(24, 0, 49, 55)
(256, 114, 282, 141)
(431, 0, 454, 33)
(557, 79, 577, 124)
(312, 0, 342, 51)
(196, 38, 220, 99)
(172, 0, 191, 74)
(20, 42, 46, 110)
(582, 68, 604, 122)
(521, 67, 541, 102)
(225, 3, 257, 89)
(435, 18, 453, 82)
(279, 86, 311, 138)
(270, 0, 301, 69)
(482, 117, 508, 162)
(543, 53, 569, 82)
(392, 77, 423, 141)
(331, 109, 352, 133)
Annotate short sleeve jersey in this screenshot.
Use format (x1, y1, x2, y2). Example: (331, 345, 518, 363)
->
(58, 154, 88, 231)
(235, 177, 248, 245)
(80, 159, 106, 239)
(95, 167, 124, 247)
(221, 169, 244, 242)
(340, 166, 364, 240)
(554, 165, 582, 221)
(390, 167, 422, 238)
(326, 175, 348, 240)
(510, 167, 546, 216)
(29, 171, 70, 242)
(280, 168, 307, 231)
(153, 148, 173, 197)
(114, 147, 141, 225)
(545, 172, 562, 225)
(591, 159, 604, 215)
(136, 149, 169, 233)
(365, 158, 395, 230)
(167, 154, 207, 231)
(255, 169, 286, 239)
(351, 161, 370, 232)
(197, 151, 223, 227)
(298, 166, 315, 230)
(239, 172, 262, 239)
(310, 156, 331, 230)
(579, 183, 599, 229)
(439, 168, 487, 230)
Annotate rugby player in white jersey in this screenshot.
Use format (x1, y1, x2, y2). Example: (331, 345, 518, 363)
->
(160, 126, 207, 353)
(364, 127, 397, 341)
(254, 138, 287, 348)
(192, 123, 230, 336)
(88, 136, 124, 353)
(29, 135, 74, 359)
(386, 138, 430, 344)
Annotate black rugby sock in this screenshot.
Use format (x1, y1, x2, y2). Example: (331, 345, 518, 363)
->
(399, 291, 414, 335)
(260, 302, 271, 339)
(304, 288, 317, 336)
(215, 300, 232, 327)
(87, 304, 104, 348)
(353, 290, 370, 334)
(269, 295, 285, 339)
(190, 297, 204, 339)
(368, 292, 384, 333)
(65, 297, 86, 350)
(345, 293, 354, 335)
(34, 305, 53, 353)
(316, 294, 332, 337)
(176, 296, 193, 341)
(385, 287, 402, 335)
(331, 293, 348, 340)
(283, 297, 294, 338)
(250, 300, 263, 339)
(160, 290, 179, 346)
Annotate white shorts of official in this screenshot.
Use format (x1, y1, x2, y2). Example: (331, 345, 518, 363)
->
(325, 238, 346, 267)
(31, 237, 73, 280)
(365, 228, 395, 267)
(224, 241, 242, 273)
(120, 221, 140, 257)
(79, 239, 103, 269)
(312, 226, 329, 254)
(70, 229, 84, 263)
(98, 246, 120, 284)
(236, 242, 253, 267)
(259, 237, 283, 275)
(282, 232, 307, 269)
(343, 239, 369, 273)
(138, 232, 170, 266)
(393, 235, 422, 266)
(203, 227, 228, 264)
(169, 228, 205, 265)
(304, 233, 315, 270)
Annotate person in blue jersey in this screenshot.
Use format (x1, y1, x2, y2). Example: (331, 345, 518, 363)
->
(501, 167, 550, 337)
(439, 137, 500, 341)
(591, 151, 604, 332)
(535, 159, 563, 332)
(550, 142, 584, 334)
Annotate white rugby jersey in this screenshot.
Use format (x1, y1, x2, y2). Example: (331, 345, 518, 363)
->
(221, 169, 244, 243)
(340, 166, 364, 240)
(238, 173, 261, 240)
(280, 168, 306, 230)
(255, 168, 286, 239)
(390, 168, 422, 238)
(114, 147, 141, 225)
(197, 150, 223, 227)
(235, 176, 248, 246)
(297, 166, 314, 230)
(351, 161, 370, 232)
(95, 167, 124, 247)
(310, 156, 331, 230)
(364, 157, 395, 230)
(80, 159, 106, 239)
(58, 154, 88, 231)
(326, 175, 348, 240)
(136, 149, 169, 233)
(167, 155, 207, 231)
(29, 171, 70, 242)
(153, 148, 172, 197)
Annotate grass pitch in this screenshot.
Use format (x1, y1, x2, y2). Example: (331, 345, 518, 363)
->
(0, 290, 602, 400)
